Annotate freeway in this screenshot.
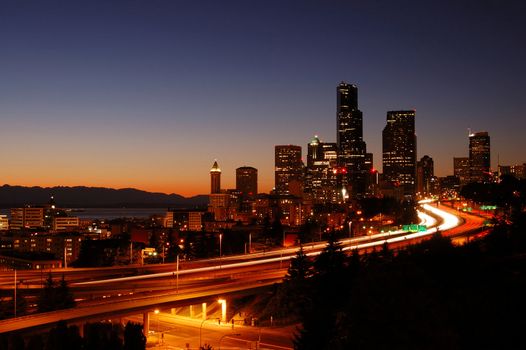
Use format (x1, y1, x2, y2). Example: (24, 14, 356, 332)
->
(0, 201, 489, 334)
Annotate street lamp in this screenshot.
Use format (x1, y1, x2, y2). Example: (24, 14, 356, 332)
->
(154, 309, 160, 331)
(218, 333, 241, 350)
(176, 253, 179, 293)
(219, 233, 223, 269)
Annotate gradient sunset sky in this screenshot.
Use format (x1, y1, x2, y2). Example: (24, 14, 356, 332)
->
(1, 0, 525, 197)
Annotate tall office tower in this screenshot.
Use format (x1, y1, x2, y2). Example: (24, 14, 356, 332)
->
(417, 155, 434, 195)
(469, 131, 491, 183)
(236, 166, 258, 199)
(275, 145, 303, 196)
(336, 82, 367, 198)
(454, 157, 470, 186)
(210, 160, 221, 194)
(382, 110, 417, 196)
(305, 136, 339, 203)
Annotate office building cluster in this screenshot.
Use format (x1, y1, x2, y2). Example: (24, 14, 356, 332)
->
(204, 82, 523, 230)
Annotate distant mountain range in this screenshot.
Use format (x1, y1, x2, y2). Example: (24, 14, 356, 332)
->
(0, 185, 209, 208)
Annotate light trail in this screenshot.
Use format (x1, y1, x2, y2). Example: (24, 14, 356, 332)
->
(75, 204, 460, 287)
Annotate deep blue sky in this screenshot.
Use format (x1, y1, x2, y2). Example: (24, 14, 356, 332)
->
(1, 0, 525, 195)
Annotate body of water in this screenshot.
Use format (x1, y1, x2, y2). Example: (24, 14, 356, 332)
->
(0, 208, 167, 220)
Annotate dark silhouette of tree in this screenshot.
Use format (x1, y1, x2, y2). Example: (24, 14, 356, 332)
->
(56, 275, 76, 309)
(37, 274, 75, 312)
(313, 230, 346, 277)
(123, 321, 146, 350)
(285, 244, 312, 282)
(38, 273, 56, 313)
(45, 321, 83, 350)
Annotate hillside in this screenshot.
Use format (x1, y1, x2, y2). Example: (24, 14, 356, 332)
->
(0, 185, 208, 208)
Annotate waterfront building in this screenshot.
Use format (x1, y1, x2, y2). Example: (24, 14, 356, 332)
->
(10, 207, 45, 230)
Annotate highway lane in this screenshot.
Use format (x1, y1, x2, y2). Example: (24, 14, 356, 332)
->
(0, 204, 444, 289)
(124, 312, 294, 350)
(0, 201, 489, 334)
(0, 270, 283, 333)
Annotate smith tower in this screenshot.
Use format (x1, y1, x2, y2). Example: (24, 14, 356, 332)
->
(336, 82, 367, 197)
(210, 160, 221, 194)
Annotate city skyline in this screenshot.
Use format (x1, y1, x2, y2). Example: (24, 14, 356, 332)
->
(1, 1, 525, 197)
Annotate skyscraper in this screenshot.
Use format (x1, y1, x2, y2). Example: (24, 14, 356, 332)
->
(236, 166, 258, 199)
(453, 157, 470, 186)
(382, 110, 417, 196)
(336, 82, 367, 198)
(275, 145, 303, 196)
(417, 155, 434, 195)
(210, 160, 221, 194)
(469, 131, 490, 183)
(305, 136, 339, 203)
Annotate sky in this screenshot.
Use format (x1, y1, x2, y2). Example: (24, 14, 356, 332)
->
(1, 0, 525, 197)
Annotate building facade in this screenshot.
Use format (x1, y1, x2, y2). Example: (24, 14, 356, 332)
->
(275, 145, 303, 196)
(305, 136, 340, 204)
(454, 157, 471, 186)
(417, 155, 434, 195)
(10, 207, 45, 230)
(469, 131, 490, 183)
(236, 166, 258, 199)
(382, 110, 417, 196)
(210, 160, 221, 194)
(336, 82, 368, 198)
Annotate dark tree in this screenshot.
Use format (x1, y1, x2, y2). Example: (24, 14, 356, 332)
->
(123, 322, 146, 350)
(37, 273, 56, 313)
(56, 275, 76, 309)
(37, 274, 75, 313)
(46, 321, 83, 350)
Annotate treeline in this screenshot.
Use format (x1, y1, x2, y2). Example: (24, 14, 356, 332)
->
(0, 274, 75, 320)
(0, 320, 145, 350)
(266, 209, 526, 349)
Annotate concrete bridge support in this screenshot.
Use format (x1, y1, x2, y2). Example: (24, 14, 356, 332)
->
(143, 312, 150, 335)
(189, 305, 195, 318)
(201, 302, 207, 320)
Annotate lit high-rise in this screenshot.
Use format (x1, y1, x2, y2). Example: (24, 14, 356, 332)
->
(469, 131, 490, 183)
(275, 145, 303, 196)
(305, 136, 339, 203)
(382, 110, 417, 196)
(336, 82, 367, 197)
(417, 155, 434, 195)
(236, 166, 258, 199)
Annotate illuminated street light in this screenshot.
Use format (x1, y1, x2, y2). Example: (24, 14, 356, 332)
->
(218, 299, 227, 323)
(219, 233, 223, 269)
